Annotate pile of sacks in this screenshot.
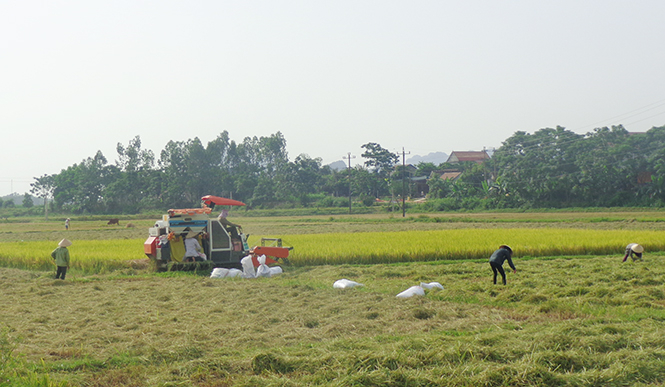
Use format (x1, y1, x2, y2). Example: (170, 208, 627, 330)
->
(210, 254, 283, 279)
(332, 278, 444, 298)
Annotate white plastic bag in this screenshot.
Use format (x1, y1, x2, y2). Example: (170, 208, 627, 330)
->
(255, 255, 271, 277)
(333, 279, 364, 289)
(210, 268, 229, 278)
(396, 285, 425, 298)
(269, 266, 283, 276)
(420, 282, 444, 290)
(226, 268, 243, 278)
(240, 255, 256, 279)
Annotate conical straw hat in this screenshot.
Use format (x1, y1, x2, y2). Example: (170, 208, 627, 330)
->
(58, 239, 72, 247)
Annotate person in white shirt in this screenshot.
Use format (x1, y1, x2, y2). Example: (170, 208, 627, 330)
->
(183, 233, 205, 262)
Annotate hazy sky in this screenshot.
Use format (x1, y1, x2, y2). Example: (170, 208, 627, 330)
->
(2, 1, 665, 196)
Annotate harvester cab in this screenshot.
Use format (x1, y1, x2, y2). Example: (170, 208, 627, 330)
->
(144, 195, 291, 271)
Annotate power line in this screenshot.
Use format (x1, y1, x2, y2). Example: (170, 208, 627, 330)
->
(624, 109, 665, 127)
(572, 98, 665, 132)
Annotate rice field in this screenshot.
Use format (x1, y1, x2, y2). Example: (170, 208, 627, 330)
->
(1, 227, 663, 271)
(0, 240, 141, 272)
(3, 253, 665, 386)
(3, 212, 665, 386)
(258, 227, 664, 265)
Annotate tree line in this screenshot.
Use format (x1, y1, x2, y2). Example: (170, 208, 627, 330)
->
(28, 125, 665, 215)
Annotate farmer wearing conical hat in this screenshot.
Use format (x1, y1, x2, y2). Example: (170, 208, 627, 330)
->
(489, 245, 516, 285)
(623, 243, 644, 262)
(51, 239, 71, 280)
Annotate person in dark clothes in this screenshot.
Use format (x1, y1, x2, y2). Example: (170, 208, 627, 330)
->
(489, 245, 516, 285)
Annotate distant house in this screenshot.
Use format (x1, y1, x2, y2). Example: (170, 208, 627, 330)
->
(446, 150, 490, 164)
(438, 170, 462, 181)
(425, 169, 463, 181)
(411, 176, 429, 197)
(404, 164, 418, 176)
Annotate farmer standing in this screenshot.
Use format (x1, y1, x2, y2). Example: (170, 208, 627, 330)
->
(51, 239, 71, 280)
(65, 218, 70, 230)
(489, 245, 516, 285)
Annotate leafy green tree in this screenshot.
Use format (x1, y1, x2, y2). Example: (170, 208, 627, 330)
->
(361, 143, 398, 176)
(455, 162, 490, 197)
(360, 143, 397, 198)
(227, 132, 289, 205)
(250, 174, 277, 208)
(52, 151, 110, 213)
(321, 169, 350, 198)
(640, 126, 665, 205)
(30, 174, 55, 219)
(352, 166, 379, 198)
(21, 193, 33, 208)
(158, 136, 233, 208)
(106, 136, 157, 213)
(158, 139, 191, 207)
(427, 176, 453, 199)
(204, 132, 236, 199)
(276, 154, 325, 205)
(493, 126, 582, 207)
(569, 126, 638, 206)
(37, 126, 665, 213)
(414, 162, 439, 177)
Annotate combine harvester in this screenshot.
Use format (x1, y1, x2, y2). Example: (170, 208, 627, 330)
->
(144, 195, 291, 271)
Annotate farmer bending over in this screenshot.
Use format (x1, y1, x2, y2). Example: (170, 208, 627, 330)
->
(623, 243, 644, 262)
(489, 245, 516, 285)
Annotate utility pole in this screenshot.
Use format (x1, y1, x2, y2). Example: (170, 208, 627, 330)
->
(344, 152, 355, 214)
(401, 147, 410, 217)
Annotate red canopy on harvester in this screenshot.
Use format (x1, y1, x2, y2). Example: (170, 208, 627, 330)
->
(201, 195, 246, 207)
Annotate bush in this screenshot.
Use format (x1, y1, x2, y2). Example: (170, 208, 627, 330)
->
(334, 197, 350, 207)
(359, 194, 375, 207)
(316, 195, 335, 207)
